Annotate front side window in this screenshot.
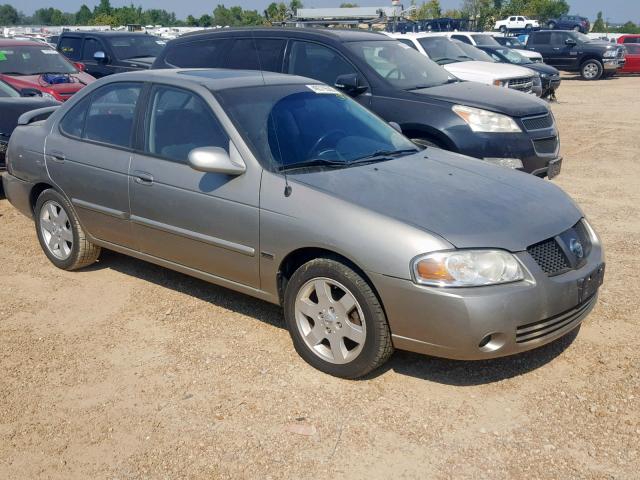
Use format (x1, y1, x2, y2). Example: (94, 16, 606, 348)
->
(145, 86, 228, 162)
(58, 37, 82, 60)
(216, 85, 417, 171)
(82, 38, 104, 61)
(83, 83, 141, 147)
(288, 41, 357, 86)
(59, 96, 91, 137)
(348, 40, 452, 89)
(0, 45, 76, 75)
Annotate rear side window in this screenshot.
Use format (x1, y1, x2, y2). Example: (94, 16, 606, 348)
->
(164, 39, 229, 68)
(623, 37, 639, 44)
(255, 38, 286, 72)
(225, 39, 260, 70)
(530, 32, 551, 45)
(58, 37, 82, 60)
(625, 44, 640, 54)
(145, 86, 228, 162)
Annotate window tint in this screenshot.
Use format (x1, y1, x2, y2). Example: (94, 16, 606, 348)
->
(255, 38, 286, 72)
(164, 39, 229, 68)
(551, 32, 567, 46)
(397, 39, 418, 50)
(451, 35, 472, 44)
(288, 41, 357, 86)
(531, 32, 551, 45)
(82, 38, 103, 61)
(58, 37, 82, 60)
(60, 96, 91, 137)
(623, 37, 639, 44)
(146, 86, 228, 162)
(625, 44, 640, 54)
(83, 83, 141, 147)
(226, 39, 260, 70)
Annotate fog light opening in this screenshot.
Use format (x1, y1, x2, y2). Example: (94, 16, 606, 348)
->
(478, 332, 506, 353)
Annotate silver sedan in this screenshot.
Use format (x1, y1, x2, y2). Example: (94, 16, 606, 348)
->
(2, 69, 604, 378)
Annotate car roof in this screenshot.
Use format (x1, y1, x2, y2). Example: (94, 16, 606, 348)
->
(0, 38, 50, 47)
(103, 68, 317, 91)
(178, 27, 387, 43)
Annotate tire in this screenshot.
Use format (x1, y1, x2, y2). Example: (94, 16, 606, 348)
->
(283, 258, 393, 379)
(411, 137, 441, 149)
(580, 59, 603, 80)
(548, 21, 556, 29)
(499, 25, 507, 33)
(525, 24, 532, 31)
(573, 25, 581, 32)
(35, 189, 101, 270)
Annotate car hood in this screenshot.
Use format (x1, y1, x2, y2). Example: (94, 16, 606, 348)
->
(119, 57, 155, 69)
(0, 73, 93, 95)
(289, 150, 581, 252)
(516, 49, 542, 59)
(444, 60, 533, 80)
(0, 97, 60, 136)
(525, 63, 560, 76)
(410, 81, 549, 117)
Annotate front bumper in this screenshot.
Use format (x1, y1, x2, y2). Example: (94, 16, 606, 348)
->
(604, 58, 625, 71)
(370, 241, 604, 361)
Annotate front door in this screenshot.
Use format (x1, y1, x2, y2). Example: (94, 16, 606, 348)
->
(550, 32, 578, 68)
(129, 84, 261, 287)
(45, 82, 142, 247)
(80, 37, 111, 78)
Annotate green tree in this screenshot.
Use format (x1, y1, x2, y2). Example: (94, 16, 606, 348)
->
(414, 0, 441, 20)
(263, 2, 288, 23)
(617, 21, 639, 34)
(75, 4, 93, 24)
(94, 0, 112, 17)
(199, 14, 212, 26)
(186, 14, 198, 26)
(289, 0, 303, 14)
(340, 3, 359, 7)
(90, 12, 117, 26)
(0, 4, 19, 25)
(592, 11, 605, 32)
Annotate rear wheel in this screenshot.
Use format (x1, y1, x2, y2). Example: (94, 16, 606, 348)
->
(548, 21, 556, 29)
(35, 189, 101, 270)
(283, 258, 393, 379)
(499, 25, 507, 33)
(573, 25, 581, 32)
(581, 59, 603, 80)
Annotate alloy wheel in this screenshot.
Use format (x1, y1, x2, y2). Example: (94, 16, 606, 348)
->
(40, 200, 73, 260)
(294, 277, 366, 364)
(583, 62, 599, 79)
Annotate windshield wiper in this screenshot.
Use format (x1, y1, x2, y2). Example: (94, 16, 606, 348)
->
(278, 158, 348, 172)
(351, 148, 419, 164)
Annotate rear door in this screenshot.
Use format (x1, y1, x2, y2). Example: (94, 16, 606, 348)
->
(129, 84, 261, 286)
(45, 82, 143, 248)
(528, 32, 555, 63)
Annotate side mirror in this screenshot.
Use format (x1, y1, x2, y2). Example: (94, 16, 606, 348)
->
(188, 146, 246, 175)
(93, 51, 108, 63)
(565, 39, 577, 46)
(334, 73, 368, 96)
(389, 121, 402, 133)
(20, 88, 43, 97)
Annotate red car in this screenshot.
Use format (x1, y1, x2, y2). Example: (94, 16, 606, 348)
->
(618, 35, 640, 73)
(0, 39, 95, 102)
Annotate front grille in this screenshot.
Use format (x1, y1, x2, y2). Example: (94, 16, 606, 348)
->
(527, 238, 570, 275)
(533, 136, 559, 155)
(522, 114, 554, 131)
(516, 295, 596, 343)
(507, 76, 534, 93)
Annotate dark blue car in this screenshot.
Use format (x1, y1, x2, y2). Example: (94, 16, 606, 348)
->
(547, 15, 591, 33)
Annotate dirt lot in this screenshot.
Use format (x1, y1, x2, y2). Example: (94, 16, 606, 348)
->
(1, 74, 639, 480)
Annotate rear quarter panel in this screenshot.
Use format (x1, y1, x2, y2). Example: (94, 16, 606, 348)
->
(7, 122, 50, 184)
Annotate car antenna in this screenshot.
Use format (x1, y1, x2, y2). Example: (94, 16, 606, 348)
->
(251, 31, 291, 198)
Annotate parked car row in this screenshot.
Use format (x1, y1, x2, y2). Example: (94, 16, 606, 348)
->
(493, 14, 590, 34)
(2, 68, 605, 378)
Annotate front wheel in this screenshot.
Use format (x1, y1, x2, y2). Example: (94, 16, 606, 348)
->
(573, 25, 581, 32)
(499, 25, 507, 33)
(581, 59, 603, 80)
(548, 21, 556, 29)
(35, 189, 101, 270)
(283, 258, 393, 378)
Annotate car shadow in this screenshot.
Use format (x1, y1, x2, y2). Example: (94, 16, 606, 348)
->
(93, 249, 580, 386)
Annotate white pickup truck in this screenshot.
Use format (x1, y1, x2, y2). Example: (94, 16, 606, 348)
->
(494, 16, 540, 32)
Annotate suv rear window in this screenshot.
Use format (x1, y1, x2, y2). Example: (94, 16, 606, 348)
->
(164, 39, 230, 68)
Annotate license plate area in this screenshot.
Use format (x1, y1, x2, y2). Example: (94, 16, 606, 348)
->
(547, 158, 562, 179)
(578, 263, 605, 303)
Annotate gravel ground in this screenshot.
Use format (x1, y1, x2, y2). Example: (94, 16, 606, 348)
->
(0, 74, 639, 480)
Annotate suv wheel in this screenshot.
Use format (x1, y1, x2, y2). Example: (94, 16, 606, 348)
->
(35, 189, 101, 270)
(581, 59, 603, 80)
(499, 25, 507, 33)
(573, 25, 581, 32)
(548, 21, 556, 29)
(283, 258, 393, 378)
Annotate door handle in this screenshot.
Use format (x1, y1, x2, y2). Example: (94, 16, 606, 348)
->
(133, 170, 154, 185)
(49, 150, 66, 162)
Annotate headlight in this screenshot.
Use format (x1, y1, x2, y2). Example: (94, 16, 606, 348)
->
(452, 105, 522, 133)
(603, 50, 617, 58)
(41, 92, 57, 101)
(411, 250, 525, 287)
(539, 72, 549, 78)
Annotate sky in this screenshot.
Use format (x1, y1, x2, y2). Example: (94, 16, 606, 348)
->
(13, 0, 640, 24)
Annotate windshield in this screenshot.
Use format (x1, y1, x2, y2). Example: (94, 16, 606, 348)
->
(417, 37, 474, 64)
(471, 34, 500, 46)
(108, 35, 165, 60)
(0, 45, 76, 75)
(346, 40, 453, 90)
(215, 84, 418, 171)
(0, 79, 19, 97)
(453, 41, 496, 62)
(491, 47, 531, 65)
